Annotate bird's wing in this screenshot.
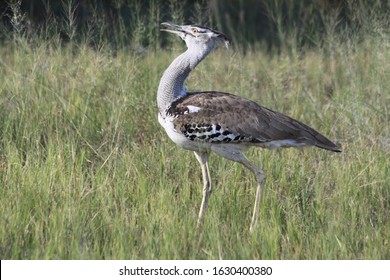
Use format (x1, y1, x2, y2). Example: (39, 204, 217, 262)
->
(167, 91, 341, 152)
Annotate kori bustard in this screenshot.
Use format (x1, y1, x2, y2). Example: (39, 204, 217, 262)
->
(157, 22, 341, 232)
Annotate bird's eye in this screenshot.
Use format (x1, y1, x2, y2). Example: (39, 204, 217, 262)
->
(192, 28, 198, 33)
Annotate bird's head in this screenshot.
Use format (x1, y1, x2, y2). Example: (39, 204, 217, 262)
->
(160, 22, 230, 50)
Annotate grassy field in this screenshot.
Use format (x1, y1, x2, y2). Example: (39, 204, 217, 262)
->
(0, 27, 389, 259)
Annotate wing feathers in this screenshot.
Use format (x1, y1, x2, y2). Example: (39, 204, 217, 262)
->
(167, 91, 341, 152)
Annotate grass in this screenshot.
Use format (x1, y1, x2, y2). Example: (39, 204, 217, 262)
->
(0, 27, 389, 259)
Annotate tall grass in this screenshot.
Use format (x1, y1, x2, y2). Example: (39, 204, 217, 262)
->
(0, 1, 389, 259)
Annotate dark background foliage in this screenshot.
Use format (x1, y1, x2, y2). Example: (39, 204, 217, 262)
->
(0, 0, 389, 49)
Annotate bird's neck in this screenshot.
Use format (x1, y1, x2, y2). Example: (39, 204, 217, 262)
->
(157, 45, 213, 116)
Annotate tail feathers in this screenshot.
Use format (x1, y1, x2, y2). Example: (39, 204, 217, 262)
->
(295, 122, 342, 153)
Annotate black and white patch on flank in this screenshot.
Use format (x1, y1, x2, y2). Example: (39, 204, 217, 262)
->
(181, 123, 259, 144)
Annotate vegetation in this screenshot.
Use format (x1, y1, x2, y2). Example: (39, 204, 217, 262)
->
(0, 0, 388, 259)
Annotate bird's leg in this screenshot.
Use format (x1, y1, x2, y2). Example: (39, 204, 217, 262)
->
(211, 146, 266, 232)
(193, 151, 211, 230)
(238, 159, 266, 232)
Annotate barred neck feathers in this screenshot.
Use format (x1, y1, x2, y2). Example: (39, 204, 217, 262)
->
(157, 41, 216, 116)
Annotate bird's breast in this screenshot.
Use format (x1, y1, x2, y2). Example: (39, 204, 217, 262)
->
(158, 113, 212, 152)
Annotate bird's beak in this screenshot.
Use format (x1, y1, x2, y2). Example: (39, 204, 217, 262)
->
(160, 22, 185, 36)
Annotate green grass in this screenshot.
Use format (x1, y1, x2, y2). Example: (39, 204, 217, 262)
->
(0, 32, 389, 259)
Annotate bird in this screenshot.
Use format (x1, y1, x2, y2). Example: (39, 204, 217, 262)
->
(157, 22, 341, 232)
